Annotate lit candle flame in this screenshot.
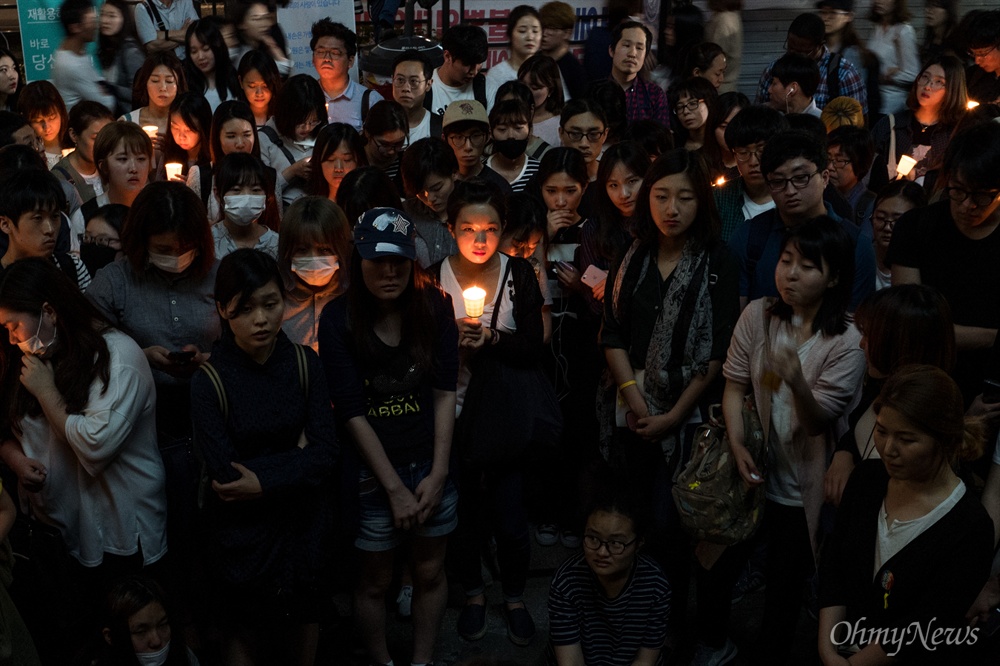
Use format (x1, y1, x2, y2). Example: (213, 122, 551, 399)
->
(462, 287, 486, 318)
(714, 176, 726, 187)
(967, 100, 980, 110)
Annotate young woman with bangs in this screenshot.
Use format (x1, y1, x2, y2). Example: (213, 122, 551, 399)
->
(52, 101, 115, 207)
(307, 122, 367, 201)
(238, 49, 282, 128)
(161, 92, 213, 206)
(518, 54, 565, 148)
(211, 152, 281, 260)
(17, 80, 70, 169)
(668, 77, 720, 166)
(259, 75, 325, 211)
(88, 121, 153, 213)
(183, 18, 241, 112)
(870, 54, 968, 184)
(279, 196, 353, 352)
(123, 52, 187, 156)
(486, 98, 540, 193)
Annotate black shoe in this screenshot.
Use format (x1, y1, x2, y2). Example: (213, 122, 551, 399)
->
(504, 605, 535, 646)
(457, 603, 487, 641)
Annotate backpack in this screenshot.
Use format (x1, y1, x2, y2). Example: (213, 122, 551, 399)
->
(257, 125, 295, 165)
(423, 73, 488, 115)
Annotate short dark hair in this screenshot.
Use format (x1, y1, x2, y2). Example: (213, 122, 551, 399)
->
(489, 98, 532, 130)
(961, 9, 1000, 51)
(310, 18, 357, 56)
(362, 100, 409, 140)
(560, 97, 607, 129)
(0, 169, 66, 224)
(536, 146, 589, 189)
(507, 5, 541, 38)
(0, 111, 30, 148)
(441, 24, 488, 66)
(610, 19, 652, 50)
(517, 54, 564, 115)
(943, 120, 1000, 191)
(760, 129, 827, 176)
(855, 284, 955, 376)
(0, 143, 48, 174)
(214, 152, 280, 231)
(401, 137, 458, 198)
(785, 113, 828, 142)
(827, 126, 874, 180)
(496, 79, 534, 111)
(122, 182, 214, 279)
(335, 167, 401, 223)
(446, 178, 507, 230)
(392, 51, 433, 79)
(17, 80, 69, 147)
(726, 104, 788, 150)
(787, 13, 825, 46)
(771, 53, 820, 98)
(584, 80, 626, 139)
(215, 249, 284, 337)
(273, 74, 326, 140)
(621, 120, 673, 158)
(67, 100, 114, 137)
(59, 0, 93, 33)
(771, 216, 853, 336)
(210, 100, 261, 162)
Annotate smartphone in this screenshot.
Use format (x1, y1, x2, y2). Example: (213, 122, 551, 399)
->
(167, 350, 196, 364)
(983, 378, 1000, 403)
(581, 264, 608, 287)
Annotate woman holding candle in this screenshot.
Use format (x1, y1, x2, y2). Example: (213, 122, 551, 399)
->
(122, 53, 187, 157)
(259, 75, 325, 212)
(161, 92, 213, 207)
(17, 80, 70, 169)
(870, 54, 967, 185)
(428, 178, 545, 646)
(317, 207, 459, 666)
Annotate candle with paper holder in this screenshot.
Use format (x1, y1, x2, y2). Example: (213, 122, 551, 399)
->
(463, 286, 486, 318)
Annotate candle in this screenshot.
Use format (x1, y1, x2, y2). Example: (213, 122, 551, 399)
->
(463, 286, 486, 318)
(896, 155, 917, 179)
(967, 100, 980, 110)
(714, 176, 726, 187)
(61, 148, 74, 157)
(165, 162, 183, 181)
(142, 125, 158, 139)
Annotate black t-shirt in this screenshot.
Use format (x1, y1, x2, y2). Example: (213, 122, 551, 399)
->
(966, 65, 1000, 105)
(886, 200, 1000, 401)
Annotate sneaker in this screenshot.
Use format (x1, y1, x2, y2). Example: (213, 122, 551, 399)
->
(690, 638, 738, 666)
(730, 565, 765, 604)
(535, 524, 558, 547)
(457, 603, 487, 641)
(396, 584, 412, 619)
(559, 530, 581, 548)
(504, 605, 535, 646)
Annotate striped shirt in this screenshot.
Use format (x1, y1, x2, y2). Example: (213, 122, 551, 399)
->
(548, 552, 671, 666)
(486, 155, 540, 193)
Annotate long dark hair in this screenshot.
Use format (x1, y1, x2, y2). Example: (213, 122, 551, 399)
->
(238, 49, 282, 119)
(97, 0, 144, 70)
(769, 216, 853, 336)
(210, 100, 261, 161)
(633, 148, 720, 250)
(335, 166, 401, 223)
(132, 52, 187, 109)
(593, 141, 651, 259)
(122, 182, 215, 278)
(183, 18, 240, 103)
(163, 92, 213, 166)
(347, 248, 440, 372)
(214, 152, 281, 231)
(905, 55, 967, 126)
(307, 123, 368, 197)
(0, 259, 111, 427)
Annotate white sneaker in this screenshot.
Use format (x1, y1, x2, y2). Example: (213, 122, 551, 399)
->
(690, 638, 738, 666)
(396, 584, 413, 618)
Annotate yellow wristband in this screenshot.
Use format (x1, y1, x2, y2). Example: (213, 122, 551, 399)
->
(618, 380, 637, 391)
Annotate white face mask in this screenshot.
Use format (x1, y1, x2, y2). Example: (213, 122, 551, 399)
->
(291, 255, 339, 286)
(135, 641, 171, 666)
(223, 194, 267, 226)
(148, 249, 197, 274)
(17, 308, 57, 356)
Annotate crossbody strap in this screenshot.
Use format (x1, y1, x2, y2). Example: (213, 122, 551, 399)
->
(489, 258, 514, 330)
(199, 362, 228, 421)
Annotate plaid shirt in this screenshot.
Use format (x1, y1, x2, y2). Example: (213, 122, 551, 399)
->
(755, 46, 868, 115)
(622, 75, 670, 126)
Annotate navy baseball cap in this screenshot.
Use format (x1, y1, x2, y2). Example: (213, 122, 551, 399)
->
(354, 207, 417, 260)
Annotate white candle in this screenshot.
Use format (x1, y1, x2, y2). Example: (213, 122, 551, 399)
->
(60, 148, 74, 157)
(967, 100, 980, 110)
(165, 162, 183, 181)
(463, 287, 486, 318)
(142, 125, 158, 139)
(896, 155, 917, 179)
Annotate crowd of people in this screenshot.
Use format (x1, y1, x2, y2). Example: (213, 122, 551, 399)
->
(1, 0, 1000, 665)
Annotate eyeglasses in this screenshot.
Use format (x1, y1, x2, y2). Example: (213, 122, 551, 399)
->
(916, 74, 946, 90)
(827, 156, 852, 168)
(674, 98, 704, 114)
(392, 76, 426, 90)
(372, 136, 408, 155)
(82, 233, 122, 249)
(562, 128, 607, 143)
(583, 534, 638, 555)
(313, 49, 346, 62)
(733, 146, 764, 162)
(872, 212, 902, 229)
(944, 186, 1000, 208)
(968, 44, 998, 61)
(446, 132, 488, 148)
(766, 170, 820, 193)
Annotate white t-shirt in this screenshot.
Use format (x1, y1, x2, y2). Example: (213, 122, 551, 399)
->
(409, 110, 432, 143)
(430, 68, 499, 116)
(875, 481, 965, 574)
(50, 49, 115, 111)
(533, 115, 561, 149)
(81, 170, 104, 197)
(742, 192, 775, 222)
(485, 58, 518, 91)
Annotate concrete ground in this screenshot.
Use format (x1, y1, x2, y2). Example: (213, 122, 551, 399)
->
(321, 534, 823, 666)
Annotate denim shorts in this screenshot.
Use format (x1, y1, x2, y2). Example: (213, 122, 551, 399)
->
(356, 459, 458, 552)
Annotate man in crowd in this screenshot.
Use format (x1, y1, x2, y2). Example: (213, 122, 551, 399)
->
(311, 18, 383, 132)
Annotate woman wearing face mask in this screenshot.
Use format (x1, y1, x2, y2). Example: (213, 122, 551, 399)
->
(80, 203, 127, 278)
(97, 575, 198, 666)
(182, 18, 240, 113)
(208, 101, 278, 223)
(97, 0, 145, 115)
(279, 197, 352, 351)
(0, 259, 168, 656)
(486, 98, 540, 193)
(211, 153, 280, 260)
(259, 75, 325, 211)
